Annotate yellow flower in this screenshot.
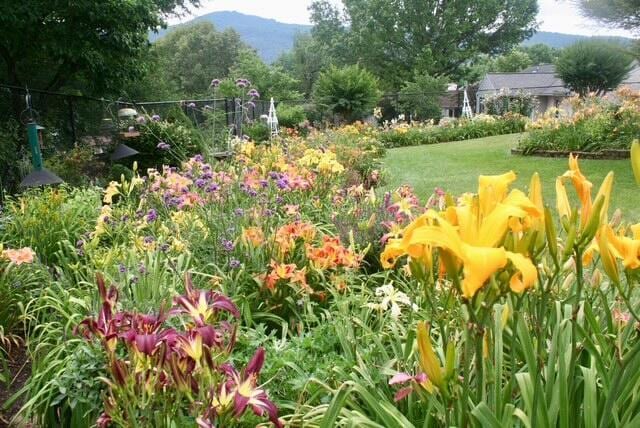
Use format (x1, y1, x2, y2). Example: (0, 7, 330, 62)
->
(631, 140, 640, 185)
(417, 321, 443, 390)
(600, 224, 640, 271)
(556, 155, 614, 229)
(103, 181, 121, 204)
(382, 172, 540, 298)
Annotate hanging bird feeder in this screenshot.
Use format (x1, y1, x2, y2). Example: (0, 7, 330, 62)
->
(19, 121, 64, 187)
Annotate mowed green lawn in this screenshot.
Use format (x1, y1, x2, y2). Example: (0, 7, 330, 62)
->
(384, 134, 640, 221)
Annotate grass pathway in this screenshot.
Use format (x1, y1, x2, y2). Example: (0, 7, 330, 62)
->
(383, 133, 640, 221)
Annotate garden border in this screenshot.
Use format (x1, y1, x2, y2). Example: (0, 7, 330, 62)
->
(510, 148, 630, 160)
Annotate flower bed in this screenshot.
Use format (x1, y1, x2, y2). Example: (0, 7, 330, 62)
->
(378, 113, 528, 148)
(518, 89, 640, 155)
(2, 127, 640, 427)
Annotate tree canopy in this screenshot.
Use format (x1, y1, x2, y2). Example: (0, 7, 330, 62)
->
(309, 0, 538, 88)
(555, 40, 633, 96)
(578, 0, 640, 32)
(151, 22, 247, 98)
(0, 0, 197, 94)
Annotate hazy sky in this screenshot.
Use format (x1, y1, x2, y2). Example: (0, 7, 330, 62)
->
(172, 0, 635, 37)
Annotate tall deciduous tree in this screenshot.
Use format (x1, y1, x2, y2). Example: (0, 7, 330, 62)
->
(151, 22, 246, 98)
(278, 34, 334, 98)
(556, 40, 633, 96)
(578, 0, 640, 32)
(309, 0, 538, 88)
(0, 0, 197, 95)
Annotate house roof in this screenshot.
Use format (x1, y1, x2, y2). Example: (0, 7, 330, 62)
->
(478, 70, 569, 97)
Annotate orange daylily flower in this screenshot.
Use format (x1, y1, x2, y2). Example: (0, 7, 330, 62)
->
(242, 227, 265, 247)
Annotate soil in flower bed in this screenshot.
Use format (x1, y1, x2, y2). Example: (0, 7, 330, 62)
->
(0, 346, 31, 427)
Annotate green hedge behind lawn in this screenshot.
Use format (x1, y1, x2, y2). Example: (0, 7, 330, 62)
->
(378, 113, 528, 148)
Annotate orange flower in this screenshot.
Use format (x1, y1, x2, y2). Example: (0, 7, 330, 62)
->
(263, 261, 310, 293)
(274, 222, 317, 255)
(242, 227, 265, 247)
(2, 247, 36, 265)
(306, 236, 360, 270)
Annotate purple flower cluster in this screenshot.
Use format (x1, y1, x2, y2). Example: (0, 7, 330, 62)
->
(235, 78, 250, 88)
(220, 238, 235, 252)
(157, 142, 171, 151)
(146, 209, 158, 223)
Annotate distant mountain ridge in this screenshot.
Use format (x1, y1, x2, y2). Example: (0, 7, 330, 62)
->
(151, 11, 634, 63)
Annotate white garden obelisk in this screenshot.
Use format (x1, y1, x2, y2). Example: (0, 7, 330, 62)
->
(267, 97, 279, 139)
(462, 88, 473, 119)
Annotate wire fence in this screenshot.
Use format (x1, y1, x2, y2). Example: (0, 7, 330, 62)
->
(0, 83, 473, 200)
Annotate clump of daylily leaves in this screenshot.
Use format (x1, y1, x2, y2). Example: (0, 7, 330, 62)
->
(77, 274, 282, 427)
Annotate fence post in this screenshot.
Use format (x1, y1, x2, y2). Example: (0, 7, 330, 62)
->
(68, 97, 77, 144)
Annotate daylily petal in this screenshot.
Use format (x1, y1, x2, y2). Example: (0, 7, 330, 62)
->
(394, 387, 414, 401)
(556, 177, 571, 219)
(478, 171, 517, 216)
(594, 172, 614, 224)
(389, 372, 413, 385)
(407, 223, 464, 259)
(505, 251, 538, 293)
(477, 203, 528, 247)
(460, 244, 507, 298)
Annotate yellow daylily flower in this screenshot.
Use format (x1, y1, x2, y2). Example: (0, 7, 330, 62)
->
(602, 224, 640, 271)
(557, 155, 614, 230)
(381, 172, 541, 299)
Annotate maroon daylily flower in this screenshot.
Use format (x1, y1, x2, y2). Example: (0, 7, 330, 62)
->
(172, 273, 240, 326)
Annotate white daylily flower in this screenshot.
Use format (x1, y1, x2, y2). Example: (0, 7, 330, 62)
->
(367, 283, 417, 318)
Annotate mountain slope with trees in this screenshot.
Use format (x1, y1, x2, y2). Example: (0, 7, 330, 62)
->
(151, 11, 634, 63)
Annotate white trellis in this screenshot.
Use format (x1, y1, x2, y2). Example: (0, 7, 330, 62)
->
(462, 87, 473, 119)
(267, 97, 279, 139)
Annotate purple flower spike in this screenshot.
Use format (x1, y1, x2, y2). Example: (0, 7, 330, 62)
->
(146, 209, 158, 223)
(248, 89, 260, 99)
(229, 259, 241, 269)
(221, 239, 235, 252)
(151, 114, 161, 122)
(157, 142, 171, 151)
(210, 78, 221, 88)
(136, 116, 146, 125)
